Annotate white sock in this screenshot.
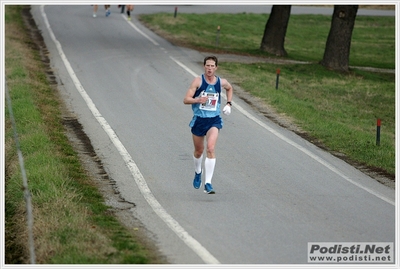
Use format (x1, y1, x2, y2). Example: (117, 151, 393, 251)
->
(205, 157, 216, 184)
(193, 154, 203, 174)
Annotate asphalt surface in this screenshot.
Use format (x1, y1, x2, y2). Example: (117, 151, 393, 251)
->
(30, 5, 395, 265)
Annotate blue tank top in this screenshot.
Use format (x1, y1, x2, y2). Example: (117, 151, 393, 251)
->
(191, 74, 222, 118)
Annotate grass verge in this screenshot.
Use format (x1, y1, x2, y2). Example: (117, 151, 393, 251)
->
(138, 11, 395, 69)
(5, 5, 164, 264)
(138, 10, 395, 179)
(221, 63, 394, 176)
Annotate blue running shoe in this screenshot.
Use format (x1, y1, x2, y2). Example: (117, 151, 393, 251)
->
(106, 9, 111, 17)
(204, 183, 215, 194)
(193, 171, 202, 189)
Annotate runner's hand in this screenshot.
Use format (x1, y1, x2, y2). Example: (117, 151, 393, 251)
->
(198, 96, 208, 104)
(223, 104, 231, 115)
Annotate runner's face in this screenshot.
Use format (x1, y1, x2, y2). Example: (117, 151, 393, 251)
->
(204, 60, 217, 76)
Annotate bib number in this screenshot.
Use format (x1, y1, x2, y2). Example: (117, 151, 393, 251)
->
(200, 91, 219, 111)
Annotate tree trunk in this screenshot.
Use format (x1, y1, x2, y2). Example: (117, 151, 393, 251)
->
(260, 5, 291, 57)
(320, 5, 358, 72)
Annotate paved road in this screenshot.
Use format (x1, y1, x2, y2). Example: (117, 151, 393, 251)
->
(31, 5, 395, 264)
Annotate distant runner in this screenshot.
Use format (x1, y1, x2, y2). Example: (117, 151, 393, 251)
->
(126, 5, 134, 20)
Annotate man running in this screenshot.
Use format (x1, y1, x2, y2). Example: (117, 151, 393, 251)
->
(126, 5, 134, 20)
(92, 5, 111, 17)
(183, 56, 233, 194)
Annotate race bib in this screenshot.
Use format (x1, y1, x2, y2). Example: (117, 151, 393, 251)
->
(199, 91, 219, 111)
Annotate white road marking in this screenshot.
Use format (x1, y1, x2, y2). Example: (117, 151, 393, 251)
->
(40, 6, 220, 264)
(124, 14, 159, 45)
(233, 104, 395, 206)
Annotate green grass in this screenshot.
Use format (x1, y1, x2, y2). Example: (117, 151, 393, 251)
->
(219, 62, 394, 174)
(138, 11, 395, 177)
(5, 5, 163, 264)
(139, 13, 395, 69)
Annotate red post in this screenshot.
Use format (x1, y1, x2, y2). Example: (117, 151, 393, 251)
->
(275, 68, 280, 89)
(376, 119, 381, 146)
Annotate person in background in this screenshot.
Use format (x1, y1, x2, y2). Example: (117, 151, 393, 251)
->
(105, 5, 111, 17)
(183, 55, 233, 194)
(126, 5, 134, 20)
(92, 5, 98, 17)
(92, 5, 111, 18)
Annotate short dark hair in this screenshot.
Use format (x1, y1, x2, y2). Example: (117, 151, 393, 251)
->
(203, 55, 218, 66)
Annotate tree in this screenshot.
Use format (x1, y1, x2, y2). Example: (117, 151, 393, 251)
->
(320, 5, 359, 72)
(260, 5, 291, 57)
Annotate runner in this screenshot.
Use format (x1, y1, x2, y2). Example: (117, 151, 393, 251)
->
(183, 55, 233, 194)
(92, 5, 111, 17)
(126, 5, 134, 20)
(105, 5, 111, 17)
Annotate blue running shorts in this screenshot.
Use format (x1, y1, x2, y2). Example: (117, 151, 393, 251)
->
(190, 116, 223, 136)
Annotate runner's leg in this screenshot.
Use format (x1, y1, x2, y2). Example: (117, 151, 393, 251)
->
(204, 127, 219, 184)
